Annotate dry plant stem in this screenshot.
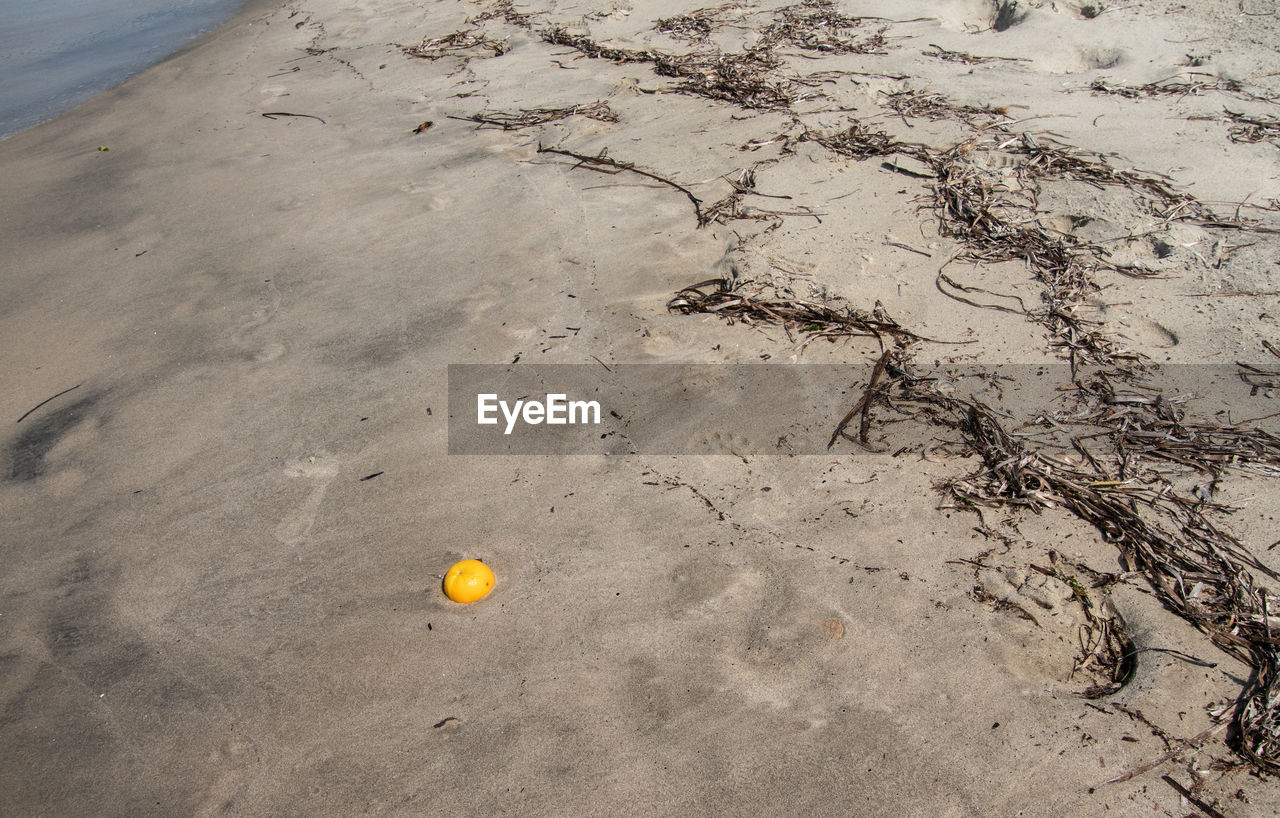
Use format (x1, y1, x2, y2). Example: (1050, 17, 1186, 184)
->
(667, 278, 945, 347)
(1160, 775, 1227, 818)
(451, 101, 618, 130)
(536, 145, 706, 226)
(922, 43, 1027, 65)
(1106, 721, 1229, 784)
(1221, 109, 1280, 145)
(1090, 75, 1277, 105)
(403, 28, 509, 60)
(829, 349, 891, 449)
(935, 266, 1030, 315)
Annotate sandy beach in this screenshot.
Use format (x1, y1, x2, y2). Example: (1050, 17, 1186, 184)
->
(4, 0, 1280, 813)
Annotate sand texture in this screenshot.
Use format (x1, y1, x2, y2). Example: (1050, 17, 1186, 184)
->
(5, 0, 1280, 814)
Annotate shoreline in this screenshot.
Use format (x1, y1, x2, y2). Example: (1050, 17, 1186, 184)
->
(0, 0, 258, 141)
(3, 1, 1280, 814)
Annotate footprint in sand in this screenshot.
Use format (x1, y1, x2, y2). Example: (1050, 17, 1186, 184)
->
(195, 734, 261, 817)
(1076, 45, 1126, 71)
(1110, 314, 1179, 350)
(7, 390, 104, 483)
(251, 343, 286, 362)
(231, 279, 284, 363)
(169, 272, 219, 319)
(274, 455, 339, 544)
(972, 564, 1133, 694)
(972, 566, 1079, 683)
(399, 183, 453, 211)
(685, 430, 757, 456)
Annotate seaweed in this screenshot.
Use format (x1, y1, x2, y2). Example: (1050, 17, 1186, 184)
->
(798, 121, 911, 159)
(671, 286, 1280, 771)
(403, 28, 509, 60)
(653, 50, 796, 110)
(440, 0, 1280, 778)
(1089, 74, 1276, 104)
(922, 43, 1028, 65)
(882, 89, 1012, 126)
(536, 145, 706, 226)
(656, 4, 741, 42)
(667, 278, 929, 348)
(1221, 108, 1280, 146)
(760, 0, 889, 55)
(451, 101, 618, 130)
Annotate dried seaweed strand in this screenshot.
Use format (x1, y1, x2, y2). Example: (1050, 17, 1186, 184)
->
(1222, 109, 1280, 145)
(451, 101, 618, 130)
(829, 348, 892, 448)
(536, 145, 705, 226)
(758, 0, 890, 55)
(667, 278, 931, 348)
(922, 43, 1027, 65)
(1089, 74, 1276, 105)
(541, 26, 653, 64)
(653, 50, 795, 110)
(883, 89, 1011, 126)
(543, 27, 796, 109)
(656, 4, 741, 42)
(466, 0, 534, 28)
(892, 131, 1208, 365)
(542, 0, 906, 112)
(403, 28, 509, 60)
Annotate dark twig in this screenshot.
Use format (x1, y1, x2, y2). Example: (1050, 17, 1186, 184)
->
(262, 112, 326, 123)
(16, 383, 82, 424)
(668, 278, 962, 347)
(536, 145, 705, 226)
(1160, 775, 1227, 818)
(828, 348, 891, 449)
(922, 43, 1028, 65)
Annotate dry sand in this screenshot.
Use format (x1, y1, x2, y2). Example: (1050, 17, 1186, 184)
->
(4, 0, 1280, 814)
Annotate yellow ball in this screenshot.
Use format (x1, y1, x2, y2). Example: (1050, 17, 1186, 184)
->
(443, 559, 496, 603)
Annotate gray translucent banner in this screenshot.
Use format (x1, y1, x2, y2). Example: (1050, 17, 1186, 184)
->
(446, 363, 1280, 455)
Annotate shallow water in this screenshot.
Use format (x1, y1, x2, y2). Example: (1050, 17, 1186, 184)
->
(0, 0, 247, 140)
